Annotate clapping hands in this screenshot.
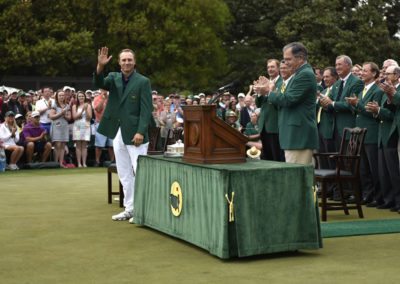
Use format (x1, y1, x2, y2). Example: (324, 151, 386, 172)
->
(253, 76, 274, 95)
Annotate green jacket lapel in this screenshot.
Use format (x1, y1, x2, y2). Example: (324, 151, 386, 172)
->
(113, 73, 123, 99)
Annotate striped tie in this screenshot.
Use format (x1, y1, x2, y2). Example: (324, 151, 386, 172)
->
(280, 82, 286, 93)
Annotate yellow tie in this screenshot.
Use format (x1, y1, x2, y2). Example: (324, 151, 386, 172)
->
(317, 88, 330, 124)
(362, 87, 367, 98)
(280, 82, 286, 93)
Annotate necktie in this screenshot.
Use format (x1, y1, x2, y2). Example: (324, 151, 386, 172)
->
(280, 82, 286, 93)
(362, 87, 367, 98)
(335, 80, 344, 101)
(317, 88, 330, 124)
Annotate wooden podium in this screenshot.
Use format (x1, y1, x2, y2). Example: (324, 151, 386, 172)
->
(182, 105, 248, 164)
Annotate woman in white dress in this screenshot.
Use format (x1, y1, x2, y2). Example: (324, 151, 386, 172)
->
(72, 91, 92, 167)
(0, 111, 24, 170)
(49, 90, 71, 168)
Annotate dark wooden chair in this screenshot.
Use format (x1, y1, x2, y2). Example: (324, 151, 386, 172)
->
(147, 126, 163, 155)
(163, 127, 184, 151)
(314, 127, 367, 221)
(107, 163, 124, 208)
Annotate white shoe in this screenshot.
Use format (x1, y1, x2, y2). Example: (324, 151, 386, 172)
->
(111, 211, 133, 221)
(129, 217, 135, 224)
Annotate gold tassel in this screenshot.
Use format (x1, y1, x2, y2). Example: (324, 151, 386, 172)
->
(225, 192, 235, 222)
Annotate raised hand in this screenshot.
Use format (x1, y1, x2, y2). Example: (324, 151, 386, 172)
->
(98, 47, 113, 66)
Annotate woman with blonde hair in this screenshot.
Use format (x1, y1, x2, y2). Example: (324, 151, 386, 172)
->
(0, 111, 24, 170)
(49, 90, 71, 168)
(72, 91, 92, 167)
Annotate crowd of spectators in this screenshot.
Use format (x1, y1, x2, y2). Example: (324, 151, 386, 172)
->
(0, 87, 114, 169)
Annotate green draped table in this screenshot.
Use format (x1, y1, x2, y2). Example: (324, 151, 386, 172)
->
(133, 155, 322, 259)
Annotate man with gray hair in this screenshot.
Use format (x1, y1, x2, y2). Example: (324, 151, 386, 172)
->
(254, 42, 318, 165)
(320, 55, 364, 150)
(370, 65, 400, 212)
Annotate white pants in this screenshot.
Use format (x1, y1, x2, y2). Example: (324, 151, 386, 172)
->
(114, 128, 148, 212)
(285, 149, 314, 165)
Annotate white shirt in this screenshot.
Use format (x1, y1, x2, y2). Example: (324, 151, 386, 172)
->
(35, 98, 54, 124)
(0, 123, 19, 146)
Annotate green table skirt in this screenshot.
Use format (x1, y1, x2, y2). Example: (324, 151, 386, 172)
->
(134, 156, 322, 259)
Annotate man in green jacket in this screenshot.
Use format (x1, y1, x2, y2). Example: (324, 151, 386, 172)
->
(254, 42, 318, 165)
(255, 58, 283, 161)
(320, 55, 364, 149)
(93, 47, 153, 221)
(347, 62, 383, 206)
(367, 65, 400, 211)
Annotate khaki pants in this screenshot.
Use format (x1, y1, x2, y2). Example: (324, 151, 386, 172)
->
(285, 149, 314, 165)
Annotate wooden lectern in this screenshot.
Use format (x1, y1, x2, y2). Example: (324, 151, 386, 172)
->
(182, 105, 248, 164)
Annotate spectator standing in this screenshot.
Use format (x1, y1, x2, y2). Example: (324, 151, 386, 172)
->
(72, 91, 92, 168)
(49, 90, 71, 168)
(92, 89, 114, 166)
(35, 87, 54, 135)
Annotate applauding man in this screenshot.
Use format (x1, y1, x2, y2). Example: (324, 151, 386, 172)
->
(254, 42, 318, 165)
(94, 47, 153, 221)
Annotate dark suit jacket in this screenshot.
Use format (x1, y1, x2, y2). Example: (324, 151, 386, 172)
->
(268, 63, 319, 150)
(93, 71, 153, 145)
(256, 76, 282, 134)
(239, 107, 251, 129)
(354, 83, 384, 144)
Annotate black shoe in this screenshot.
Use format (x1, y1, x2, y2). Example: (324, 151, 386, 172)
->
(346, 195, 356, 204)
(377, 203, 395, 209)
(366, 201, 379, 207)
(390, 206, 400, 212)
(361, 198, 372, 205)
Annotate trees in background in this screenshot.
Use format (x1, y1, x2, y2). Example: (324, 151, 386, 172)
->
(1, 0, 399, 93)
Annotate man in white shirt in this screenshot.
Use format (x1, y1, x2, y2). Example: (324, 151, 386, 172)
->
(35, 87, 54, 135)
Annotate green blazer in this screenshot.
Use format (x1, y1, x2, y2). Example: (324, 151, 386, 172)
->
(353, 83, 384, 144)
(268, 63, 318, 150)
(330, 74, 364, 138)
(318, 86, 335, 139)
(378, 94, 396, 148)
(93, 71, 153, 145)
(388, 86, 400, 141)
(256, 76, 282, 134)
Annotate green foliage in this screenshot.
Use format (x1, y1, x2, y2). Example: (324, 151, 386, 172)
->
(225, 0, 400, 88)
(0, 0, 231, 94)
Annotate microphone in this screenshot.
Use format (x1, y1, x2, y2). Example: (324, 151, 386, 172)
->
(208, 81, 239, 105)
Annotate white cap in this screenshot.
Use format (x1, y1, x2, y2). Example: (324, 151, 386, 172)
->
(15, 114, 23, 119)
(85, 90, 93, 94)
(31, 111, 40, 117)
(198, 93, 205, 97)
(63, 86, 72, 91)
(238, 93, 245, 98)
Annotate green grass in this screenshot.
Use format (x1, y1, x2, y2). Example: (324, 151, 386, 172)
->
(1, 169, 400, 284)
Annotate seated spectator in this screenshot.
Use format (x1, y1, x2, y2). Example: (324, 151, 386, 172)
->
(225, 110, 241, 131)
(244, 112, 262, 150)
(23, 111, 52, 163)
(0, 111, 24, 170)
